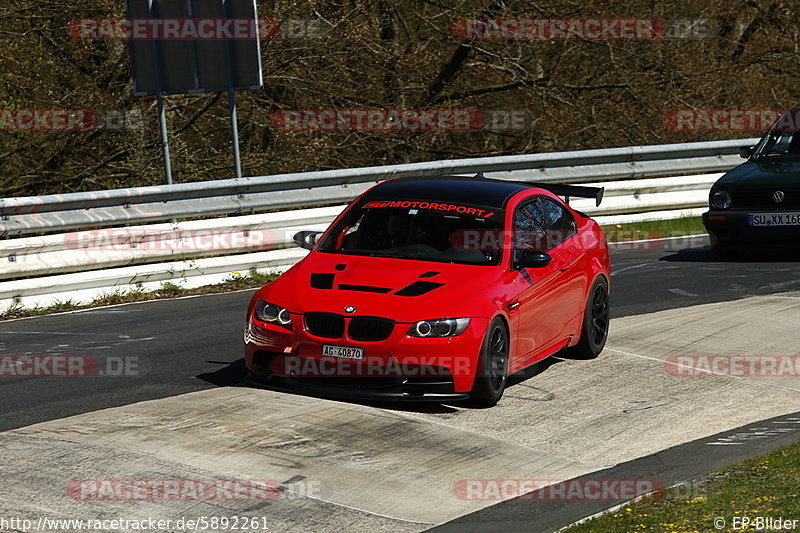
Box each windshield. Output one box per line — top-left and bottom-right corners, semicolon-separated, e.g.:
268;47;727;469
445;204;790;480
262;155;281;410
754;110;800;157
317;199;504;265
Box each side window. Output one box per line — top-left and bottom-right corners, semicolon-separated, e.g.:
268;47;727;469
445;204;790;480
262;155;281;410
763;131;794;154
536;198;576;247
513;198;576;263
513;201;547;264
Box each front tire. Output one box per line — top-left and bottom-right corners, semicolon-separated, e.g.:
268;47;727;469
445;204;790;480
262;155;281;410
564;277;609;359
709;233;742;260
469;318;509;407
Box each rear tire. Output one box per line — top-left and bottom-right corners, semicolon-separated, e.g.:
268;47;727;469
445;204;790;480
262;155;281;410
469;318;509;407
564;277;609;360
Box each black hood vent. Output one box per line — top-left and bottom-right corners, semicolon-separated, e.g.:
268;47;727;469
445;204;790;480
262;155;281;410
339;284;392;294
395;281;445;297
419;271;440;278
310;273;335;289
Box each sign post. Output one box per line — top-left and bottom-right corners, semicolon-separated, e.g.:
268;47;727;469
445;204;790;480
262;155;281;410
221;2;243;180
126;0;263;184
227;88;243;180
146;0;173;185
156;94;173;185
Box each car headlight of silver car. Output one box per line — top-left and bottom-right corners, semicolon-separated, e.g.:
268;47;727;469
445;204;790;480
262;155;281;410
254;300;293;328
408;318;470;338
710;189;732;210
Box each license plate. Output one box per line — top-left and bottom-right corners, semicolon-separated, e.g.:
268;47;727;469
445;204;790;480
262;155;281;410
322;345;364;360
748;213;800;227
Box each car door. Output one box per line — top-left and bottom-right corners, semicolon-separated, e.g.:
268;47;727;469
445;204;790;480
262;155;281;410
536;198;586;323
508;198;579;365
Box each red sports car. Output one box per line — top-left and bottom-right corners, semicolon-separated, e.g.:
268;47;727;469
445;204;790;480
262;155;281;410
244;175;610;406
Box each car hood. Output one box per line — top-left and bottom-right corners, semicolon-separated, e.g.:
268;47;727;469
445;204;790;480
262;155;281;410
262;252;505;322
717;157;800;188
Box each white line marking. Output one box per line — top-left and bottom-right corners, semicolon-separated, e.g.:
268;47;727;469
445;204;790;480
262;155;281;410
554;482;671;532
611;262;652;276
606;348;800;393
760;279;800;290
45;344;72;353
0;331;97;336
668;288;698;297
78;310;134;314
0;287;259;324
612;234;707;245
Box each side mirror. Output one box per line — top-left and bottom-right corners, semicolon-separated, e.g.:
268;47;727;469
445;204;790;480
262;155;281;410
739;146;755;159
516;250;552;269
293;231;323;251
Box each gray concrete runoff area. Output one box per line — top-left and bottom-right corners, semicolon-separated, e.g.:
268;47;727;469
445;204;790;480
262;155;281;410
1;288;799;532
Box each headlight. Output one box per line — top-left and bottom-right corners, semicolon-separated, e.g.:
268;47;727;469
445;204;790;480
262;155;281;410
408;318;470;338
710;190;732;210
254;300;293;328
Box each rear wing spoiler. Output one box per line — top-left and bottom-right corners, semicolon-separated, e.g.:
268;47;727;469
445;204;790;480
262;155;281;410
529;183;604;207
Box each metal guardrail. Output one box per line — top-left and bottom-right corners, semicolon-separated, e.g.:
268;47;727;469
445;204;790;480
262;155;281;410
0;138;757;237
0;173;723;285
1;138;756;309
0;209;339;281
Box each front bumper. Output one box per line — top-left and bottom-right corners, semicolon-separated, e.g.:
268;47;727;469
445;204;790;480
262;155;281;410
244;315;488;401
246;367;469;402
703;210;800;249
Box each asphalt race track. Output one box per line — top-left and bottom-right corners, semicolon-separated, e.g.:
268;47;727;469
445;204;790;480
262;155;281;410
2;236;800;532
